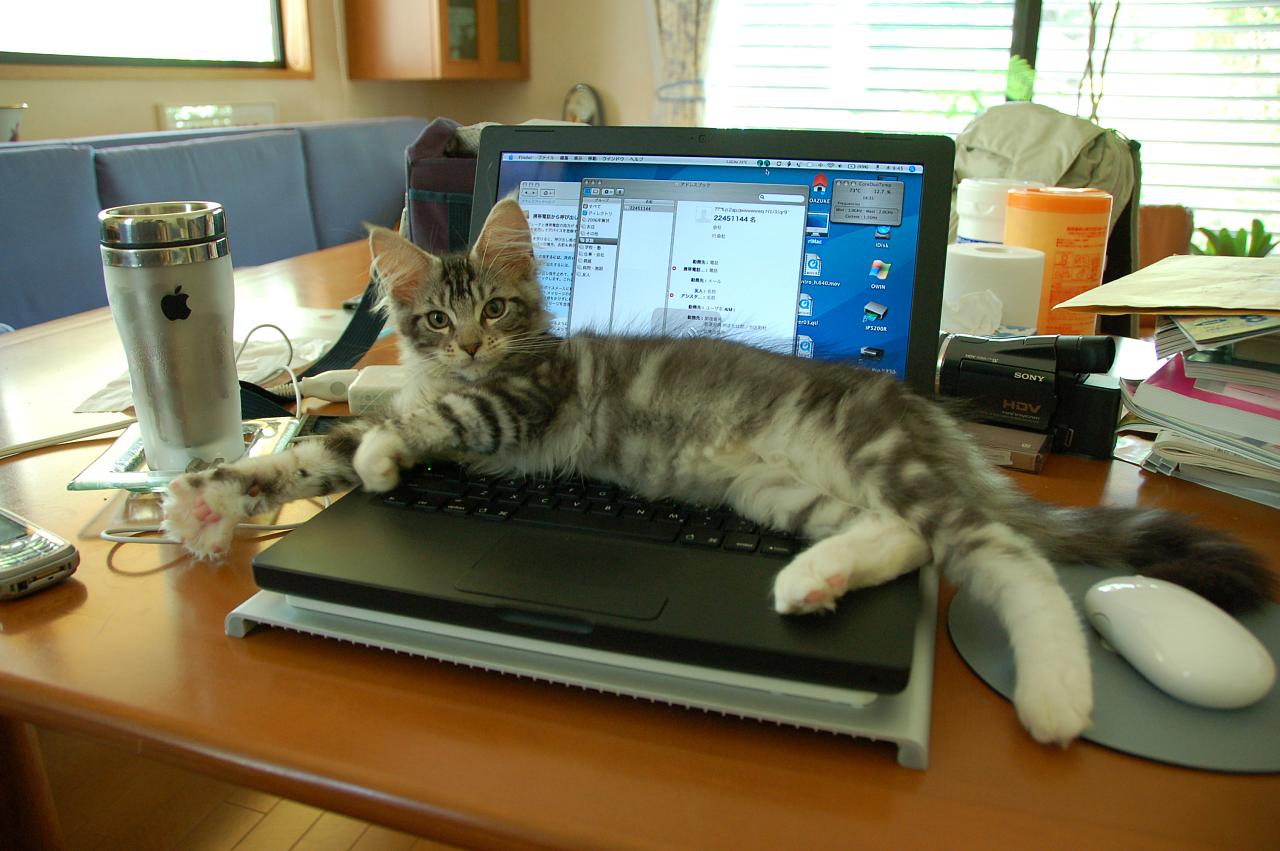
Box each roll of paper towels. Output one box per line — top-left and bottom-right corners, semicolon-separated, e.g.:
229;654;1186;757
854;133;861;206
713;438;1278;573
941;243;1045;335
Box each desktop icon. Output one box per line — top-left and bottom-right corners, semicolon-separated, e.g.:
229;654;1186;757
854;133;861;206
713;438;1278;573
859;346;884;360
796;335;815;358
875;225;892;239
797;292;814;317
812;173;829;195
805;211;830;237
869;259;891;280
803;253;822;277
863;301;888;322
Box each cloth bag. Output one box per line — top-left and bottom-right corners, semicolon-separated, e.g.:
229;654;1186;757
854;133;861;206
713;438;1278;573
405;117;478;254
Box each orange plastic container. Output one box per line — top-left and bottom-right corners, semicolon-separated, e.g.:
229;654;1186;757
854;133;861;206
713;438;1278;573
1003;187;1113;335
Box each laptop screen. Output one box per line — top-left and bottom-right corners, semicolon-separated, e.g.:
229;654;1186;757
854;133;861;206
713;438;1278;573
472;127;953;396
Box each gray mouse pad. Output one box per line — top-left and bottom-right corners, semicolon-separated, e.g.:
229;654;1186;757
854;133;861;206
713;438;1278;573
948;562;1280;773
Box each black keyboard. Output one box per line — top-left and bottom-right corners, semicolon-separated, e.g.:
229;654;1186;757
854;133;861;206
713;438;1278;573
376;460;800;558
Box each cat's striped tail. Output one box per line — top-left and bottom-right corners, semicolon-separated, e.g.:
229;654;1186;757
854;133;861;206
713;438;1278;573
1014;503;1275;613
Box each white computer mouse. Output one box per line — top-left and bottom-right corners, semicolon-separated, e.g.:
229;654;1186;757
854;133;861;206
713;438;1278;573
1084;575;1276;709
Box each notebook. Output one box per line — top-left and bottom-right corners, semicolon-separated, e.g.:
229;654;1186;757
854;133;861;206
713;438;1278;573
247;125;955;699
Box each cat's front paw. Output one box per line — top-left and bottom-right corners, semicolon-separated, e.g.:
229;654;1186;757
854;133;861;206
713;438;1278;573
161;473;249;559
772;546;851;614
353;427;407;492
1012;658;1094;745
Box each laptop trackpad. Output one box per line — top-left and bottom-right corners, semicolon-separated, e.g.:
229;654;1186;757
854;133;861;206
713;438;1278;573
455;535;667;620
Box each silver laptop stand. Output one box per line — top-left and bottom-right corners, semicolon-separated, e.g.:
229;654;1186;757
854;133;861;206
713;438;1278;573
226;563;938;769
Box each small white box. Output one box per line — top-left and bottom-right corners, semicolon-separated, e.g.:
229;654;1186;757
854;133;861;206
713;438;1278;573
348;365;405;415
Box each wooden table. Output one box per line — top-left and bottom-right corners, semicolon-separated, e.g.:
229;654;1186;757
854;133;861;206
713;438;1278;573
2;240;1277;850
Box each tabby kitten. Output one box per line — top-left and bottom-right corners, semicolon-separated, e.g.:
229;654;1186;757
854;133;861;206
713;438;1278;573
163;198;1272;746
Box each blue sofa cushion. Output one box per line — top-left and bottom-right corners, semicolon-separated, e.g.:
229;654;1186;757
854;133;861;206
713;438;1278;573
94;130;318;266
0;144;106;328
298;118;426;248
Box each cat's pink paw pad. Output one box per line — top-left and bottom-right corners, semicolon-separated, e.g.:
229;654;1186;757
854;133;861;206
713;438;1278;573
161;472;248;560
193;500;221;523
772;548;851;614
800;588;837;610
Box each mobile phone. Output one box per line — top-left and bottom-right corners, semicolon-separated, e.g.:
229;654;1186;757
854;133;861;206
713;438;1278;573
0;506;79;599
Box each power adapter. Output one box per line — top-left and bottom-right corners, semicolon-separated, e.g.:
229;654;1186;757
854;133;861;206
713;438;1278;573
346;365;405;414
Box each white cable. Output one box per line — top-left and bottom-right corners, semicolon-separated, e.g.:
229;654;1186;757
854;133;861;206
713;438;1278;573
0;324;298;463
236;322;295;368
237;322;304;413
100;497;332;546
0;418;137;461
100;521;301;545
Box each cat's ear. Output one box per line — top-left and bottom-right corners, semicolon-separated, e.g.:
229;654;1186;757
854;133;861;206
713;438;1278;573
367;225;440;306
471;197;533;279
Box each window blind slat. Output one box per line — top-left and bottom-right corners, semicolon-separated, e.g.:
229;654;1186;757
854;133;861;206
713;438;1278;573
707;0;1279;233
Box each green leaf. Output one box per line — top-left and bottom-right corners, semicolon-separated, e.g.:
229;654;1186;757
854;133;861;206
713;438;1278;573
1248;219;1277;257
1005;55;1036;102
1192;220;1278;256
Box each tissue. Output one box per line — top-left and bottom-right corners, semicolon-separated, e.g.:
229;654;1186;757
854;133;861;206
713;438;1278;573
941;243;1045;335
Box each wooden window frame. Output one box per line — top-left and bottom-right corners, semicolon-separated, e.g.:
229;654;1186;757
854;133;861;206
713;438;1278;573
0;0;312;80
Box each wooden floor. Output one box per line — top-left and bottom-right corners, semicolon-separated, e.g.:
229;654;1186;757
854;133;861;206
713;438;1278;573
36;727;459;851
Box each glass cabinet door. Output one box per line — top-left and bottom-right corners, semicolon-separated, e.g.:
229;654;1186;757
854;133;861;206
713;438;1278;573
495;0;521;64
438;0;527;79
446;0;478;61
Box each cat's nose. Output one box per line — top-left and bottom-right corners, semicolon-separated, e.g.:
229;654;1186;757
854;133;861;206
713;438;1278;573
461;341;481;357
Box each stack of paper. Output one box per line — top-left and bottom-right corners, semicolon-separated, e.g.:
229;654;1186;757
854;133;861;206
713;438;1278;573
1154;314;1280;359
1059;255;1280;506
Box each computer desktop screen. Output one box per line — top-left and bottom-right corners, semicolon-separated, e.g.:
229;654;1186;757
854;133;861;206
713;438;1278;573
493;151;928;381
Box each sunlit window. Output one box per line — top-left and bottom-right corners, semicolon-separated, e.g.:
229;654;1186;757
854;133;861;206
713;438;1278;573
0;0;282;67
706;0;1280;233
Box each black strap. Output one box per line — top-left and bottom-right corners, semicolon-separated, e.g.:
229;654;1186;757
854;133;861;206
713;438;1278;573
238;276;386;419
300;276;386;377
239;379;295;420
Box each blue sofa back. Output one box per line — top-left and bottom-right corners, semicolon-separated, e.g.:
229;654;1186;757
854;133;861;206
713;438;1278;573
95;131;319;266
0;145;106;328
1;116;427;329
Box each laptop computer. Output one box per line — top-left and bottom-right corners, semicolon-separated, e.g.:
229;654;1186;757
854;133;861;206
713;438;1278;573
247;125;954;699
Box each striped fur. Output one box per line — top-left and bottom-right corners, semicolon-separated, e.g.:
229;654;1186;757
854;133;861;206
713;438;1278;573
164;198;1273;746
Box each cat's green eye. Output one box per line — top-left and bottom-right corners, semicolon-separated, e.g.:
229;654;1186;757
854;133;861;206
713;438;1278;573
425;310;450;330
482;298;507;320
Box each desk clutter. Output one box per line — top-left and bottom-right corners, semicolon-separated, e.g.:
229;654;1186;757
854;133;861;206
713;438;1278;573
1130;317;1280;506
1057;255;1280;507
943;179;1116;338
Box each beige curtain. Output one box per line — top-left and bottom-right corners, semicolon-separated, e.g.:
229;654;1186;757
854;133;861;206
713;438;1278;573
650;0;718;126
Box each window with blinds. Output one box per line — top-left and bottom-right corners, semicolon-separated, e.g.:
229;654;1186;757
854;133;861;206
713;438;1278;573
705;0;1279;234
705;0;1017;135
1033;1;1278;234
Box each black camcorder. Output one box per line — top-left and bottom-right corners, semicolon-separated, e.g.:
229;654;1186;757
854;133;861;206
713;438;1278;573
935;334;1121;459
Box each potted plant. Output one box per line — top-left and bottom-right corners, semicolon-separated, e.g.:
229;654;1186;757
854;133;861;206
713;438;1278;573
1190;219;1277;257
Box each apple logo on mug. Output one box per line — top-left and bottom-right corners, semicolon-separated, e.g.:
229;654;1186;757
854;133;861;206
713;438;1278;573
161;285;192;321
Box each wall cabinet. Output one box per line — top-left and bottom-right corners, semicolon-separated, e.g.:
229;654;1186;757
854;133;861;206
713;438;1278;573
345;0;529;81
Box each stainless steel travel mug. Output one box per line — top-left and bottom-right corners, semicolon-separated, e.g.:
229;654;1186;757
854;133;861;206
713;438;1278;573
99;201;244;471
